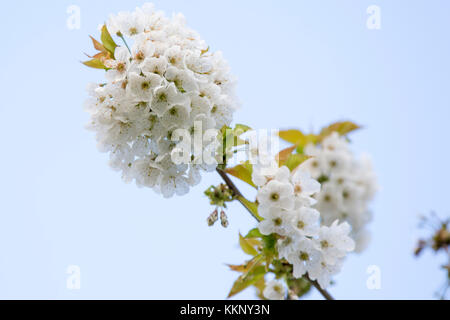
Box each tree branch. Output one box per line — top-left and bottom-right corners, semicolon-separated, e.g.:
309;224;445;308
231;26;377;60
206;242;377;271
216;168;335;301
305;274;334;300
216;168;260;222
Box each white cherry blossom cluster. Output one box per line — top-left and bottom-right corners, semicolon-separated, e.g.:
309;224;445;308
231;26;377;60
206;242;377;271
302;132;378;252
85;3;238;197
253;159;355;291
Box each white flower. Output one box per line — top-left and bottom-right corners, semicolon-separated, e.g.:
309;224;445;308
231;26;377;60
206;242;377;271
127;72;162;101
152;83;187;116
258;207;293;236
251;160;279;187
104;47;132;82
290;207;320;237
316;220;355;265
277;235;298;260
322;132;348;152
287;238;322;278
308;255;343;289
107;10;146;37
257;179;295;211
290;168;321;206
85;3;238;197
263;280;286;300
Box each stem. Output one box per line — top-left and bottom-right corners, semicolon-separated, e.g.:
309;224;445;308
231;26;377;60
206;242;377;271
119;35;132;54
305;274;334;300
216;168;335;301
216;168;260;222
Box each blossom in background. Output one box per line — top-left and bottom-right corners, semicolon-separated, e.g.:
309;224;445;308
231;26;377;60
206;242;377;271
85;3;238;197
253;158;355;289
302;132;377;252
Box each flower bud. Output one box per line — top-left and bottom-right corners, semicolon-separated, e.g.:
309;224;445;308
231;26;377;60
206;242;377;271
220;210;229;228
207;210;218;227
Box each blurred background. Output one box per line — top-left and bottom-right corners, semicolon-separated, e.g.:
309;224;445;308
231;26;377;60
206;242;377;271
0;0;449;299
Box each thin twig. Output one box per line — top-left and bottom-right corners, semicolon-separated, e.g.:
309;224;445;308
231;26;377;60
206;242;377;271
216;168;335;301
216;168;260;222
305;274;334;300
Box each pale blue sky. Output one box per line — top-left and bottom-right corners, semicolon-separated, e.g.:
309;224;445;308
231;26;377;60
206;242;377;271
0;0;449;299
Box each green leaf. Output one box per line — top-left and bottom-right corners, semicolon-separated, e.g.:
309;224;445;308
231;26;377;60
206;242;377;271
278;129;305;144
239;233;259;256
262;234;277;251
284;154;311;172
101;24;117;57
261;234;277;270
227;266;266;298
238;196;262;221
82;58;107;70
278;129;318;148
234;124;252;135
228;255;263;274
245;228;263;239
318;121;361;141
225;161;256;188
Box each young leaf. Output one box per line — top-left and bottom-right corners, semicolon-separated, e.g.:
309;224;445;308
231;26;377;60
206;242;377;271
238;196;262;221
278;129;305;144
318;121;360;141
284;154;311;172
90;36;107;52
82;58;107;70
101;24;117;57
278;130;318;148
245;228;263;239
234;124;252;135
225;161;256;188
239;233;259;256
228;255;263;274
227;266;266;298
276;145;297;167
227;264;247;273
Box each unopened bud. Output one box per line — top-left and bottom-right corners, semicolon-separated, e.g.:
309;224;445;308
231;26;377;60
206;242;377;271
207;210;218;227
220;210;229;228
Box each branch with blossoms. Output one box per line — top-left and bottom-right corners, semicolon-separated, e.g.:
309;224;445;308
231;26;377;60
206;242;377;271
83;3;377;300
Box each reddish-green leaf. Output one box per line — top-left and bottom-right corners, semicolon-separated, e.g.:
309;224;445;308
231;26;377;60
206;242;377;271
276;145;296;167
82;58;107;70
90;36;106;52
